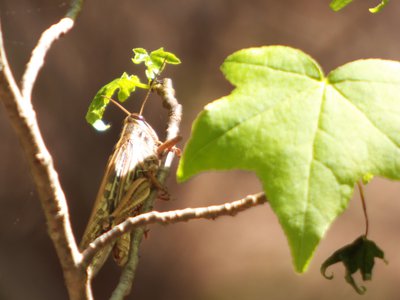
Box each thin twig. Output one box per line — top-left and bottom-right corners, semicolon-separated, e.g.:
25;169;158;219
110;78;182;299
21;0;83;100
357;181;369;237
82;192;268;266
21;18;74;100
0;1;89;299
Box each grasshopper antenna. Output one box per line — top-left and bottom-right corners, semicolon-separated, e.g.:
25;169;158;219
102;96;131;116
139;58;167;116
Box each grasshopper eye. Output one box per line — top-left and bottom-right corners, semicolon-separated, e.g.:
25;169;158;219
137;115;145;121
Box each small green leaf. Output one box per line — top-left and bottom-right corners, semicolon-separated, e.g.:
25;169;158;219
132;48;149;64
116;73;144;102
132;47;181;80
330;0;354;11
369;0;389;13
177;46;400;272
150;47;181;66
321;236;387;294
85;73;146;127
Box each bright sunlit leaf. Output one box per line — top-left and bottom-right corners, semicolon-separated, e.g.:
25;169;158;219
178;46;400;272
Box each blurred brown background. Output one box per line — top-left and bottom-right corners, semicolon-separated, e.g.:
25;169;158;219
1;0;400;299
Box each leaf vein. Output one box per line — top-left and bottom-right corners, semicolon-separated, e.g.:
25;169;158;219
188;86;320;163
313;156;342;185
226;60;321;81
330;78;400;85
332;85;400;149
296;83;326;262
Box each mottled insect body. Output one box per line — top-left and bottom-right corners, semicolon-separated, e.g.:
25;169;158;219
80;113;160;276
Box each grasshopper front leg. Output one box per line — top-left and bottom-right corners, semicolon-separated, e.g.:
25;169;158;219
156;136;182;157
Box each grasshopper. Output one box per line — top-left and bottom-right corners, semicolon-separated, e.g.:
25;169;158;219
80;100;177;277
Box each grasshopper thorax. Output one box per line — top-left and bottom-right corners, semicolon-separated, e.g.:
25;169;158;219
120;113;159;146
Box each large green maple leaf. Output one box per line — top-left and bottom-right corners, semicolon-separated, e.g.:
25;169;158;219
177;46;400;272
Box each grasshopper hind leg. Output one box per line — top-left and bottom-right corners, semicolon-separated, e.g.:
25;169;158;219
113;233;131;266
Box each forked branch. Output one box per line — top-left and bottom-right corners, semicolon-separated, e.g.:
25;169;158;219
0;1;88;300
1;3;270;300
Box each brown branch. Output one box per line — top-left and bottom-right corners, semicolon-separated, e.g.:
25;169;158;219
154;78;183;141
82;192;268;268
0;1;89;300
110;78;182;299
108;225;143;300
21;0;82;99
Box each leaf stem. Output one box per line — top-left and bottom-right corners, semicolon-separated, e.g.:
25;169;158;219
102;96;131;116
138;85;152;116
136;82;150;89
138;59;167;116
357;181;369;237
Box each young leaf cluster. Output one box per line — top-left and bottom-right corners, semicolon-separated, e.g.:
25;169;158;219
132;48;180;80
85;48;180;130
